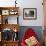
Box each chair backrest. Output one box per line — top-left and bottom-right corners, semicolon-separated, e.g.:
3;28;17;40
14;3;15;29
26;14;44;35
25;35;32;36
21;28;37;46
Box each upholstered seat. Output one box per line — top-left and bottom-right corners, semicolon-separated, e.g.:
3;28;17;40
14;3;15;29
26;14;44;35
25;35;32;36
21;28;41;46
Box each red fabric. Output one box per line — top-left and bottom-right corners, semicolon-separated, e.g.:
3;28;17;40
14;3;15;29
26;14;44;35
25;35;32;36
21;28;41;46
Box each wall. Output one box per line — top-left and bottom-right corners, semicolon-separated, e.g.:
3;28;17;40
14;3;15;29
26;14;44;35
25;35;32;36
0;0;44;26
18;0;44;26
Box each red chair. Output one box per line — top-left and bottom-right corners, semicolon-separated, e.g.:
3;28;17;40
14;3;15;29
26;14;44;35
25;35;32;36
21;28;41;46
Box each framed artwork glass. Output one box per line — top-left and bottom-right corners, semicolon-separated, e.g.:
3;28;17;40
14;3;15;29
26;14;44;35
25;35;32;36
23;8;37;20
2;10;9;15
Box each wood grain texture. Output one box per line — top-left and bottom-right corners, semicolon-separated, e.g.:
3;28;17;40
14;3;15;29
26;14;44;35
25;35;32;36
0;24;20;32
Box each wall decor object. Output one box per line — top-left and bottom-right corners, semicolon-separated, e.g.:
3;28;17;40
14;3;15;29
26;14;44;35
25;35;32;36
23;8;37;20
9;10;18;15
2;10;9;15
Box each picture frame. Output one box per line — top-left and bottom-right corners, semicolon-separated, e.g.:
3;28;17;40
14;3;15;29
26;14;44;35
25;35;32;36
23;8;37;20
2;10;9;15
9;10;18;15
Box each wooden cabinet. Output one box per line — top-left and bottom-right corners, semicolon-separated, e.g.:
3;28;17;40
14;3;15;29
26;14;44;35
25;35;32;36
0;40;19;46
0;7;19;24
2;41;19;46
0;7;19;46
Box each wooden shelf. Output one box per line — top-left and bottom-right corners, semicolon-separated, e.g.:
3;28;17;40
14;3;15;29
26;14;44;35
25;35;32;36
2;40;19;42
0;7;19;24
0;7;19;10
0;7;19;15
1;40;19;46
0;7;19;46
0;24;20;32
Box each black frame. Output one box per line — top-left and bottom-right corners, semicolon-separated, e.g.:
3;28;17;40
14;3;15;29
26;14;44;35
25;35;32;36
23;8;37;20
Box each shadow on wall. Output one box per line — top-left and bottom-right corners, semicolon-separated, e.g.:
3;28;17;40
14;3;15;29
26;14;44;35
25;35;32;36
18;26;44;44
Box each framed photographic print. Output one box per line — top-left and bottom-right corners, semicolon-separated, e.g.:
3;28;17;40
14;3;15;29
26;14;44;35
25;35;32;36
2;10;9;15
9;10;18;15
23;8;37;20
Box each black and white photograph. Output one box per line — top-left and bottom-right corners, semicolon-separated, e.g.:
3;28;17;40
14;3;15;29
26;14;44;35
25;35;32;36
23;8;37;20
